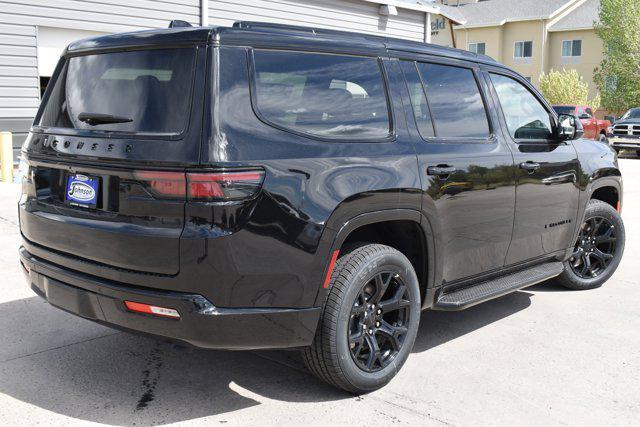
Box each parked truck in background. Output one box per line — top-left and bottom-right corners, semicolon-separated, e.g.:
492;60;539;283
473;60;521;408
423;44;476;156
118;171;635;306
553;105;610;142
607;107;640;156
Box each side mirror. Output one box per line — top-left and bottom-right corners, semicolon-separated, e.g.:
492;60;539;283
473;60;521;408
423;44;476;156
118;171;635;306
557;113;584;141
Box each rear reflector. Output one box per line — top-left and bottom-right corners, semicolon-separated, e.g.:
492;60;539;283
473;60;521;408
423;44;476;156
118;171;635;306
134;169;265;201
124;301;180;319
322;250;340;289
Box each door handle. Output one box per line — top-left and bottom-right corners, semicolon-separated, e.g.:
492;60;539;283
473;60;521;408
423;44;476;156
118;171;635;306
519;161;540;174
427;165;457;177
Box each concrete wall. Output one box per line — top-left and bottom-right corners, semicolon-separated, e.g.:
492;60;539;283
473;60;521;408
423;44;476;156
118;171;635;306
548;28;603;100
454;21;603;104
456;25;503;60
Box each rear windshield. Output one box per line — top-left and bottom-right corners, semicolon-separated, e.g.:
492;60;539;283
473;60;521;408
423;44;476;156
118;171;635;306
38;48;196;134
552;106;575;115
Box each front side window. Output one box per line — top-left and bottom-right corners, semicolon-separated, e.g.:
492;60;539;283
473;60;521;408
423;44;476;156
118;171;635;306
468;42;486;55
490;73;553;141
514;41;533;58
252;50;390;139
39;48;196;134
562;40;582;57
399;60;434;139
417;63;490;138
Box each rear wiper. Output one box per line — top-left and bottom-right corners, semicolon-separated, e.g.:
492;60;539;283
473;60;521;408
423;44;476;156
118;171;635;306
77;112;133;126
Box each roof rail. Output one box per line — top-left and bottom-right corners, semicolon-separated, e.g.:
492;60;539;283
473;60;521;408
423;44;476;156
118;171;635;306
233;21;372;38
169;20;192;28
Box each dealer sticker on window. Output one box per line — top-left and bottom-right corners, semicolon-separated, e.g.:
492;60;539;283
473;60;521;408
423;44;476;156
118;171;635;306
66;174;99;208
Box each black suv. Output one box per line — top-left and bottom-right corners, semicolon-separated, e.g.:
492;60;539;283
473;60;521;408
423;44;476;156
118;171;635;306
19;22;625;394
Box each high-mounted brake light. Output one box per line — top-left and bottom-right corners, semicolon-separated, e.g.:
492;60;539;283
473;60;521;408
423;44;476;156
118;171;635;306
134;169;265;201
124;301;180;319
187;170;265;201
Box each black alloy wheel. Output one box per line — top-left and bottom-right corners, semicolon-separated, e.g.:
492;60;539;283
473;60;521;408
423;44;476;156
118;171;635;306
348;272;410;373
557;199;625;290
303;244;421;394
569;216;617;278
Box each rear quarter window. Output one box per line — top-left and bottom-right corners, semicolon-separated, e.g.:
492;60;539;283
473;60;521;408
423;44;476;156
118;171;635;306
251;50;391;140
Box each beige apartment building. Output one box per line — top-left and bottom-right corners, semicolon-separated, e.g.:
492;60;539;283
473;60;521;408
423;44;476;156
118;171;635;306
429;0;603;109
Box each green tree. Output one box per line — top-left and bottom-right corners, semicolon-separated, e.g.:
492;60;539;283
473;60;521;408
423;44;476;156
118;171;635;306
539;68;600;109
594;0;640;113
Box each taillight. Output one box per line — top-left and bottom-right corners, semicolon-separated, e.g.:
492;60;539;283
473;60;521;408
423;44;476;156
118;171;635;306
187;170;265;201
134;169;264;201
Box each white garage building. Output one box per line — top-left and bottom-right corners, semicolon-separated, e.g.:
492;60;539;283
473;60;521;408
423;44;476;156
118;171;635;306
0;0;464;161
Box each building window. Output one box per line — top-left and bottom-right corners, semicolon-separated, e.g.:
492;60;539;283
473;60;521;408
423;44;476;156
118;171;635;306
514;41;533;58
468;42;486;55
562;40;582;57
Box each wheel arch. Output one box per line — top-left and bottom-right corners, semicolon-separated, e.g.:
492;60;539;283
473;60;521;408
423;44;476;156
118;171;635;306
314;209;438;309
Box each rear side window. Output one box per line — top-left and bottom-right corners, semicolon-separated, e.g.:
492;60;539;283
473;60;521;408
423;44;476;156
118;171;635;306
38;48;196;134
252;50;390;139
399;60;434;138
416;63;490;139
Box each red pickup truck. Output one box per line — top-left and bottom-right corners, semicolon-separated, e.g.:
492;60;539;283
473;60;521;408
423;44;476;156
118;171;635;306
552;105;611;142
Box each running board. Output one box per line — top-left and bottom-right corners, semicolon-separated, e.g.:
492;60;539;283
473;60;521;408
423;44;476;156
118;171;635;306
433;262;564;311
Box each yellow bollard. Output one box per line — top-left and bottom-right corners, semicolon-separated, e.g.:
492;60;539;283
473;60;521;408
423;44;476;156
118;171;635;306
0;132;13;183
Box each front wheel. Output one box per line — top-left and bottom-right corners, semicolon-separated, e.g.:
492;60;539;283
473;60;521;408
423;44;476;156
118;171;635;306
557;200;625;290
303;244;421;394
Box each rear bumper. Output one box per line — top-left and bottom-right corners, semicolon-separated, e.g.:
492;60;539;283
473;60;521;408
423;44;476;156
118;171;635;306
19;246;320;350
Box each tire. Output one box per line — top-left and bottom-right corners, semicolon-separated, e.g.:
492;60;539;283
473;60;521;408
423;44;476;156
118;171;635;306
302;244;421;394
598;133;607;143
557;200;625;290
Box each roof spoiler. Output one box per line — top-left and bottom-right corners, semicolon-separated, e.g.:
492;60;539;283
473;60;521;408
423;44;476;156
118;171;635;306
169;20;192;28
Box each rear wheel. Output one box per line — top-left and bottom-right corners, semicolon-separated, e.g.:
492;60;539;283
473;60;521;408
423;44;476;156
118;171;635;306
303;244;421;394
557;200;625;290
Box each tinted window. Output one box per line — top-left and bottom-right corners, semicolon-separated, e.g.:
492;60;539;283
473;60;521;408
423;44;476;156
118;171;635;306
622;109;640;119
417;63;490;138
399;60;434;138
39;48;195;134
553;106;576;115
252;50;390;139
491;74;553;140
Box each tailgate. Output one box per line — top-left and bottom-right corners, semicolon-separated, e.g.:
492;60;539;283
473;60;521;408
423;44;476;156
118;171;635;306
20;159;184;275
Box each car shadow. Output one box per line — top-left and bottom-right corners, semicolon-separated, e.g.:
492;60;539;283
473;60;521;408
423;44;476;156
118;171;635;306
0;288;536;425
